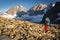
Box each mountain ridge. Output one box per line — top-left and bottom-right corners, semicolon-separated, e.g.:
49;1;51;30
0;2;60;24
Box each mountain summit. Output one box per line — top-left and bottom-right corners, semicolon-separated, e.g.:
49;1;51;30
28;4;47;16
0;2;60;23
29;4;47;11
0;5;27;19
7;5;27;15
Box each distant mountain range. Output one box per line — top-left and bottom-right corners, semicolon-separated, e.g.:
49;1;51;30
0;2;60;24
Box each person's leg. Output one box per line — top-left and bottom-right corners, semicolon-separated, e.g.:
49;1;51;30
44;24;49;32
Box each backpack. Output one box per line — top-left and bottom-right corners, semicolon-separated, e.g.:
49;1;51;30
45;17;50;25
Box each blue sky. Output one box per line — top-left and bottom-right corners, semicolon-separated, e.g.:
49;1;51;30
0;0;60;13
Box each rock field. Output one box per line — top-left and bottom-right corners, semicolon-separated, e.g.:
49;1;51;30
0;17;60;40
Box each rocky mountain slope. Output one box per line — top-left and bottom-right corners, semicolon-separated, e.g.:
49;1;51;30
0;4;46;23
14;4;47;23
29;4;47;11
7;5;27;15
0;2;60;24
0;5;27;19
0;4;52;23
28;4;47;16
0;17;60;40
41;2;60;24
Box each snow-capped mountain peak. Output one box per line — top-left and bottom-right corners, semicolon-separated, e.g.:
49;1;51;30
7;5;27;15
0;2;60;24
16;6;20;9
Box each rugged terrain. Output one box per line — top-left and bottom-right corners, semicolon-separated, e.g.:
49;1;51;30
7;5;27;15
0;2;60;40
0;17;60;40
42;2;60;24
0;2;60;24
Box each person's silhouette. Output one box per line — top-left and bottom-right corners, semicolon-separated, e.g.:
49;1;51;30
44;17;50;32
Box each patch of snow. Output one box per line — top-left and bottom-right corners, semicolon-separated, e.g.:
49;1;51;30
0;14;16;19
20;6;23;8
16;6;19;9
3;13;7;14
13;13;17;17
52;3;55;7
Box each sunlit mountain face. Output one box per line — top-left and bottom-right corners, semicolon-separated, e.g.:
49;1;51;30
0;0;60;13
0;0;60;23
0;0;60;40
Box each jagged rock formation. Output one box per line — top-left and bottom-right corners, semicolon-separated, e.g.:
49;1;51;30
0;5;27;19
11;4;47;23
28;4;47;16
0;2;60;24
0;4;45;23
7;5;27;15
30;4;47;11
41;2;60;24
0;17;60;40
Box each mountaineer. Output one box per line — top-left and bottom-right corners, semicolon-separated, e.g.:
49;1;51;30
44;17;50;32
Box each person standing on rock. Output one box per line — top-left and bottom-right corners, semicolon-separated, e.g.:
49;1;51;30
44;17;50;32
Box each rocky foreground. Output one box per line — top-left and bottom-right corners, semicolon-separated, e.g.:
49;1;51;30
0;17;60;40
